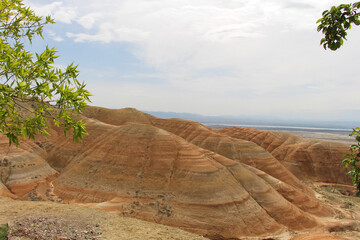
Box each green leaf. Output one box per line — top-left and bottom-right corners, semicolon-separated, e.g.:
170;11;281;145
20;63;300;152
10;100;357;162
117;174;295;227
316;18;323;23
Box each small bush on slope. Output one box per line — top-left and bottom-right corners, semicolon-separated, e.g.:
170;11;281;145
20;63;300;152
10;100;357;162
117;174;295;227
0;224;9;240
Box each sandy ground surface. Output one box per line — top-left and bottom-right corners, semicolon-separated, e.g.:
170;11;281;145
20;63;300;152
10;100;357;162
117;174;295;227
0;197;207;240
308;183;360;240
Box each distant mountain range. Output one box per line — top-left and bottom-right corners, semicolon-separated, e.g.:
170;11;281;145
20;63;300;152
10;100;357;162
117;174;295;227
144;110;360;131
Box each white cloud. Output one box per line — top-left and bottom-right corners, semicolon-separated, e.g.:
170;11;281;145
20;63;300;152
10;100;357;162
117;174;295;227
77;13;102;29
25;1;76;24
27;0;329;70
47;30;64;42
25;1;62;16
67;25;148;43
53;7;76;24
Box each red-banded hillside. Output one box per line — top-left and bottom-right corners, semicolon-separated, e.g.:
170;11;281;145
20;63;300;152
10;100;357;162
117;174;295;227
0;136;58;199
216;127;351;185
82;107;312;195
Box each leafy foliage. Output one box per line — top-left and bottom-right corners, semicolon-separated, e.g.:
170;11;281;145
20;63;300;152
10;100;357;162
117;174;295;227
0;224;9;240
317;2;360;50
0;0;91;146
342;127;360;196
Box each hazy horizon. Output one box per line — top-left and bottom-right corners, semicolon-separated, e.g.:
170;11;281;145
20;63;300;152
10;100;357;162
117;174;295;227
143;109;359;130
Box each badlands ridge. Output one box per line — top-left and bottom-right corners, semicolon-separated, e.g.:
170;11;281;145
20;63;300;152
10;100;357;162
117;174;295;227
0;106;358;239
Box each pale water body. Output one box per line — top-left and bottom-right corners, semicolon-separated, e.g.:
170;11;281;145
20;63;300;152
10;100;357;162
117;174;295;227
205;123;352;133
205;123;355;145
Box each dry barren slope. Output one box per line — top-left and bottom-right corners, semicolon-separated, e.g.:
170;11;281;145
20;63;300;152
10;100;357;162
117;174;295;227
0;135;58;199
83;107;312;195
216;127;351;185
0;196;207;240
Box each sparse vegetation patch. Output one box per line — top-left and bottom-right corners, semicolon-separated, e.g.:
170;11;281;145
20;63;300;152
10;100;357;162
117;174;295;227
0;224;9;240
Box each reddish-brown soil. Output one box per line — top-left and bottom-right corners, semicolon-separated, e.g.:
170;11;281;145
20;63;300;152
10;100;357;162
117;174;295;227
216;127;351;185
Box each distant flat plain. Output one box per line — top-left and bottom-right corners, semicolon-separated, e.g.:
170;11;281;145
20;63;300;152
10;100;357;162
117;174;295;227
279;130;355;145
208;124;355;145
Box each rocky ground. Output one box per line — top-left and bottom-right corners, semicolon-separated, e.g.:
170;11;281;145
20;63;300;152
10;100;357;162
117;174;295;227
0;197;207;240
8;214;102;240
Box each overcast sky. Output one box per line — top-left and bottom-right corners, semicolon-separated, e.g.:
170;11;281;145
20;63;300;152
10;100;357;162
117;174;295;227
25;0;360;121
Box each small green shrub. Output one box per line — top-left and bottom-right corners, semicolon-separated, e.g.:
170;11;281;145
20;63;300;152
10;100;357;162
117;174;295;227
343;127;360;196
0;224;9;240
